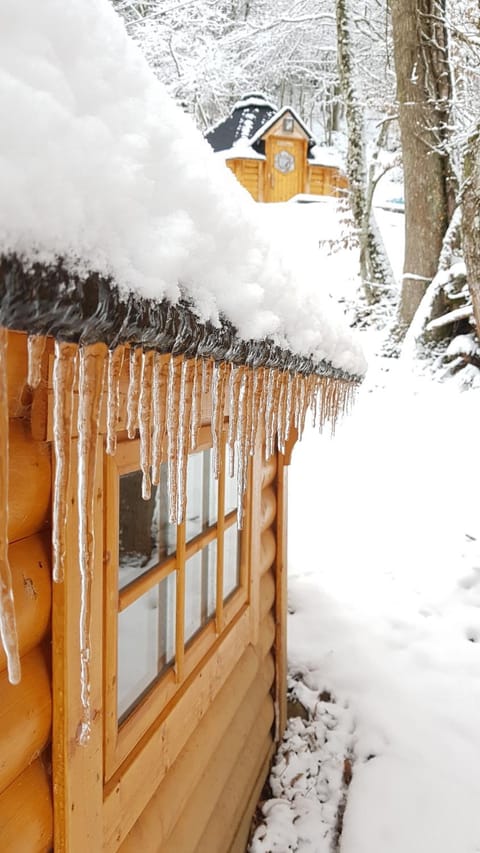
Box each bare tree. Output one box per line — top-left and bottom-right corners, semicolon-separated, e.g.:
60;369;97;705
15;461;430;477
336;0;394;303
390;0;455;329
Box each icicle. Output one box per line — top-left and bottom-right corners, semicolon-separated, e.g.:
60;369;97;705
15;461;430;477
202;359;213;395
266;370;281;460
139;350;154;501
176;360;194;523
284;371;295;447
276;372;287;454
52;341;77;584
0;328;20;685
249;367;265;457
212;362;229;479
227;366;243;478
297;376;311;442
166;356;183;524
264;369;275;460
126;347;142;439
106;346;125;456
243;369;253;464
190;358;203;451
236;368;249;528
311;377;319;429
27;334;46;389
77;343;106;745
152;355;169;486
293;372;302;430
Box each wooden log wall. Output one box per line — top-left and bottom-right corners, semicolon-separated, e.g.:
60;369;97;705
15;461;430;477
226;159;263;202
118;449;281;853
0;331;53;851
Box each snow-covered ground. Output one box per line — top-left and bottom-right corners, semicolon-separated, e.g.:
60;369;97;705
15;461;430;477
250;200;480;852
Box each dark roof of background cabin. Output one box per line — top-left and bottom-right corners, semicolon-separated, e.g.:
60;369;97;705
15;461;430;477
205;94;277;152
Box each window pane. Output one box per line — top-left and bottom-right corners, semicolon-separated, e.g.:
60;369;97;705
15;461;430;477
225;465;239;514
185;543;216;643
117;572;176;721
224;525;240;599
119;465;175;589
186;449;218;541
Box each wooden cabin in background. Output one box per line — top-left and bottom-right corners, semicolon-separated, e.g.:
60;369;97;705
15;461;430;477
205;94;348;203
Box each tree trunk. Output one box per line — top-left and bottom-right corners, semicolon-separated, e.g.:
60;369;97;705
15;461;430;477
336;0;393;303
390;0;454;328
463;128;480;336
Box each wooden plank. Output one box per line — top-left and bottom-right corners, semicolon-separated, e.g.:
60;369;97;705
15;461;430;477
260;485;277;533
248;439;264;648
162;696;274;853
259;570;275;620
103;608;251;850
0;646;52;795
258;612;276;662
260;527;276;576
0;757;53;852
227;744;275;853
8;420;51;543
52;436;103;852
118;646;264;853
261;453;277;488
6;330;29;419
275;452;289;739
196;733;274;853
0;534;51;674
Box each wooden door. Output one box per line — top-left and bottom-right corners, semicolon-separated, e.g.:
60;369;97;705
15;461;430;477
265;137;305;202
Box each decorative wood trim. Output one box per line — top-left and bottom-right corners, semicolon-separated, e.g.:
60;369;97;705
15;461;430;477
52;436;104;852
103;608;251;850
274;451;289;740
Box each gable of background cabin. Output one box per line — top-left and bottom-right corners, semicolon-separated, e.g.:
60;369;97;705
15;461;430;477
0;329;289;853
261;113;310;203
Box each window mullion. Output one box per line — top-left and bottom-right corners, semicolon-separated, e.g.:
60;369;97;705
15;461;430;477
216;437;226;634
175;520;186;682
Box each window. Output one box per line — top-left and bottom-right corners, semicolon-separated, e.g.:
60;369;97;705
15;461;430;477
104;425;249;776
282;116;294;133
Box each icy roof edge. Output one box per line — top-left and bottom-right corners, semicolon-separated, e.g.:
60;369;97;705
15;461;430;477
0;255;363;383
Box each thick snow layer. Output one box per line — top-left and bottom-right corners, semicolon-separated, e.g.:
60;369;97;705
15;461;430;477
284;362;480;853
250;199;480;852
0;0;365;377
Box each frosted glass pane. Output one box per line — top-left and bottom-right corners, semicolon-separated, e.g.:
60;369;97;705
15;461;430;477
186;449;218;541
119;464;175;589
224;525;240;599
117;572;176;720
184;543;216;643
225;466;238;514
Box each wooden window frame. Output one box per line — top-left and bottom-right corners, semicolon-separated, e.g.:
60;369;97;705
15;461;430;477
104;423;251;779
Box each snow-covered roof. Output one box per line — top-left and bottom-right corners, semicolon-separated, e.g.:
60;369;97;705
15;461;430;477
205;94;277;155
309;145;344;169
0;0;366;379
248;105;316;147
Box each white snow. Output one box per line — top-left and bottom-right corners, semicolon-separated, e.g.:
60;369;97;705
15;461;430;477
0;0;365;377
250;198;480;853
309;145;343;168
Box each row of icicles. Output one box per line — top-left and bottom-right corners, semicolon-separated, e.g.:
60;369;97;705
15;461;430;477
0;330;357;744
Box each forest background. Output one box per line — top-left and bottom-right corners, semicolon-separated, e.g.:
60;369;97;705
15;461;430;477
113;0;480;375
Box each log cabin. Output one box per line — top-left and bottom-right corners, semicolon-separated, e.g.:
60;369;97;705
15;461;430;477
205;94;349;203
0;4;365;852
